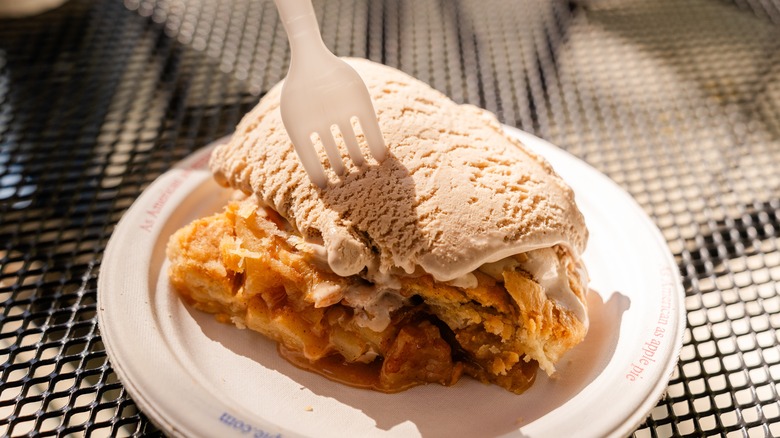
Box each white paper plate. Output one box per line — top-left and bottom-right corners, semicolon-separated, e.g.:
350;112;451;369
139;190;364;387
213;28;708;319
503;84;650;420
98;128;685;438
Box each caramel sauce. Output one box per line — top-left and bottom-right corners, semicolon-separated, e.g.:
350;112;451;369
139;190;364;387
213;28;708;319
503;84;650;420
278;343;537;394
470;360;537;395
278;345;429;393
516;363;536;393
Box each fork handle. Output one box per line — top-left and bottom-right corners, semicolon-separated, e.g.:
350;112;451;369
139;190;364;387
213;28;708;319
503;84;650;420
273;0;326;59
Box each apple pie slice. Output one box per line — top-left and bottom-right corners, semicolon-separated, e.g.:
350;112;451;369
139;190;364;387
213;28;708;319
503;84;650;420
166;59;589;393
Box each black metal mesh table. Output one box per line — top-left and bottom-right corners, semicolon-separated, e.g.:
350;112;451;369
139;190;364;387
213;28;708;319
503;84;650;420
2;0;780;436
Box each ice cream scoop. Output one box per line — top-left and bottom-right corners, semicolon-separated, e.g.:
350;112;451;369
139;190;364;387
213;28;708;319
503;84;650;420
211;58;587;287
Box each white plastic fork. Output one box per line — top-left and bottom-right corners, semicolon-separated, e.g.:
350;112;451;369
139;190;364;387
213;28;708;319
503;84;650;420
272;0;387;188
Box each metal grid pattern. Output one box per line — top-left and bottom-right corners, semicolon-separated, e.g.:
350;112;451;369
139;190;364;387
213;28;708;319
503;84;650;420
1;0;780;436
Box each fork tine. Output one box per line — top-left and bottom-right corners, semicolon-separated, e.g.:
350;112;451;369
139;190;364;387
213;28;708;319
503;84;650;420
318;129;346;176
338;120;365;167
358;115;387;162
288;130;328;188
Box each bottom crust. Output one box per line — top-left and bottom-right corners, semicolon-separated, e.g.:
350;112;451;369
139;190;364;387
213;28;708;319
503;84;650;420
166;197;587;393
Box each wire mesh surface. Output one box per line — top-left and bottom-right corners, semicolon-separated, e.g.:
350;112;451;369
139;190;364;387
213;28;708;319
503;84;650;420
2;0;780;436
